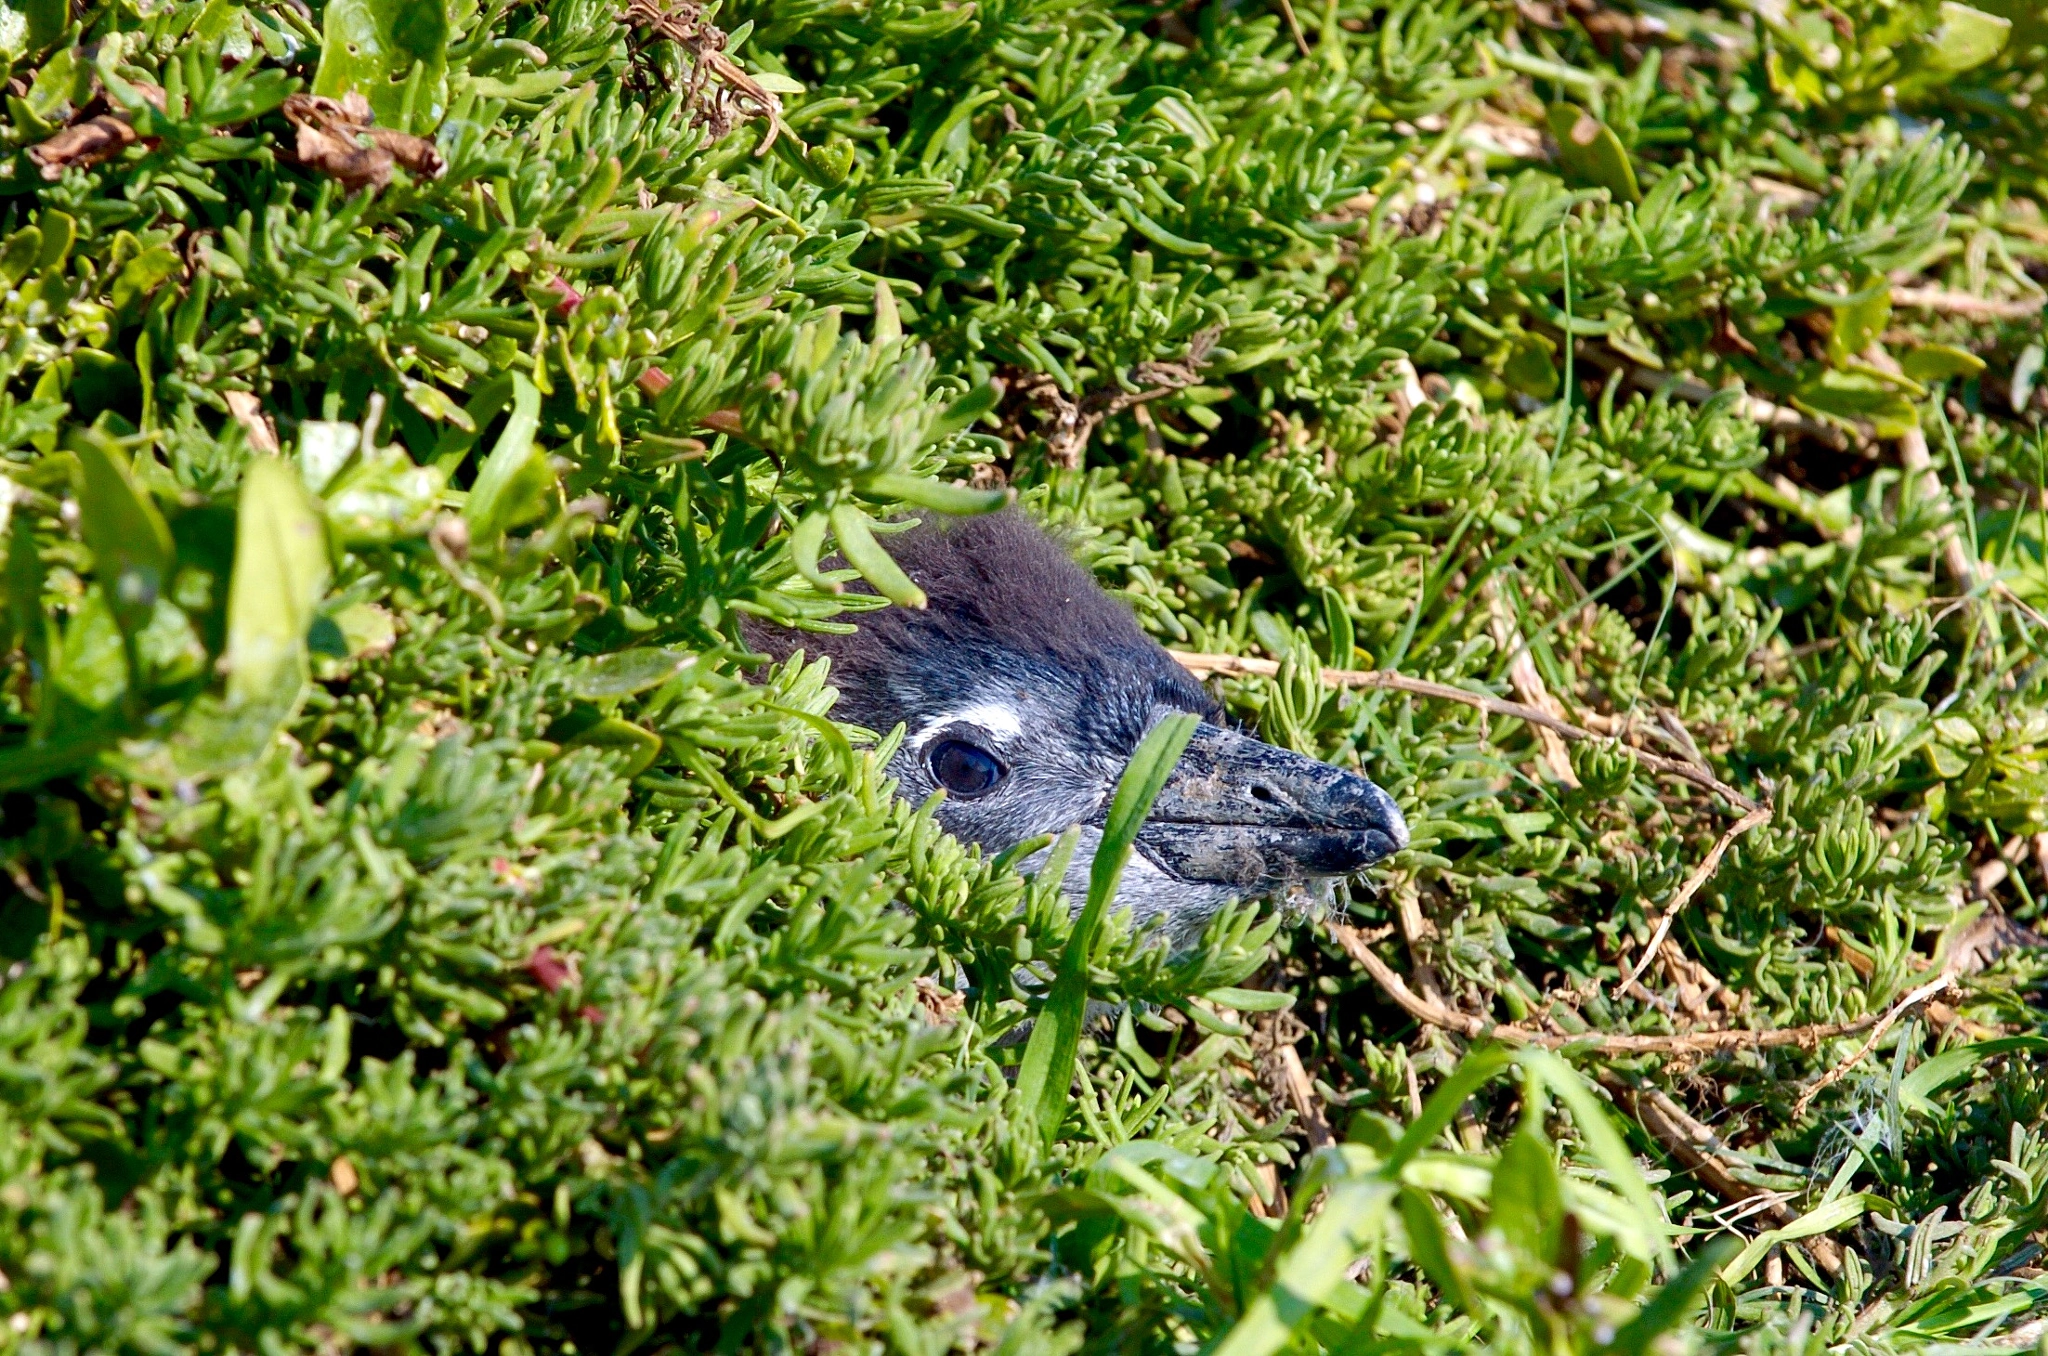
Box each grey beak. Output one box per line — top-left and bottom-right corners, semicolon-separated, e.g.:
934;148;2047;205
1132;722;1408;893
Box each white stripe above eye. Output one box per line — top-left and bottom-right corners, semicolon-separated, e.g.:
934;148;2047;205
909;702;1025;750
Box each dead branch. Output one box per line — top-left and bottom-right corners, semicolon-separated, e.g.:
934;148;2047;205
1482;575;1579;785
1263;1043;1335;1150
1790;972;1958;1118
1869;348;1988;597
1614;804;1774;996
1890;286;2045;320
1327;920;1894;1056
1169;649;1761;814
623;0;790;154
1603;1078;1843;1275
1020;328;1220;469
222;391;280;455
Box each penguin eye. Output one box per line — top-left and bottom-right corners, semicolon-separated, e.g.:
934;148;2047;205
929;739;1006;799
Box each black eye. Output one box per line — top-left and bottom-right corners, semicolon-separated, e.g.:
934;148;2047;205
929;739;1006;799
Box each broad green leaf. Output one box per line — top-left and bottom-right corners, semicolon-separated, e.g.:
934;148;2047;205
464;374;554;544
1490;1122;1565;1260
1828;285;1892;367
1502;331;1559;399
25;43;85;120
0;227;39;286
13;0;66;56
1399;1190;1478;1317
1212;1176;1398;1356
1547;103;1640;203
1386;1046;1516;1171
36;209;72;272
0;725;120;792
803;138;854;186
1015;712;1199;1146
54;587;128;712
324;449;445;544
1914;1;2011;76
1900;343;1987;383
225;457;329;709
1523;1050;1672;1266
1899;1036;2048;1115
298;420;361;492
571;649;694;700
70;430;172;636
110;246;182;313
312;0;450;133
1793;370;1921;438
328;602;396;660
69;351;141;421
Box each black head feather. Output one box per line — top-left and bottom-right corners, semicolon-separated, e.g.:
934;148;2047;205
745;508;1219;750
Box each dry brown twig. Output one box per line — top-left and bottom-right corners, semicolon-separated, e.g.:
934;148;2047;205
1168;649;1762;814
622;0;790;153
222;391;281;455
1890;285;2045;320
1790;972;1960;1119
1263;1043;1335;1151
1605;1079;1844;1276
1481;575;1579;785
1327;920;1903;1056
1859;349;2048;632
1021;328;1221;469
1614;803;1774;996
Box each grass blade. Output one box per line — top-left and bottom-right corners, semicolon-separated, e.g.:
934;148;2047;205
1014;711;1199;1147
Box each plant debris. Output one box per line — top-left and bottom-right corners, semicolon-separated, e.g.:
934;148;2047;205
280;91;444;192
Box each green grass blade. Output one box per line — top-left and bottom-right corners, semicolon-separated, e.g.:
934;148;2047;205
1211;1178;1398;1356
1522;1049;1675;1269
1385;1046;1516;1170
1014;711;1198;1147
1606;1238;1736;1356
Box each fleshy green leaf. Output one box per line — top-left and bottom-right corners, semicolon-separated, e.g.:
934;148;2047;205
465;374;555;544
225;457;329;708
69;430;172;636
1901;343;1987;382
1547;103;1640;203
312;0;450;132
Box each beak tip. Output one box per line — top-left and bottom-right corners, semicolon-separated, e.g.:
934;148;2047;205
1374;789;1410;856
1328;773;1408;860
1141;724;1408;889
